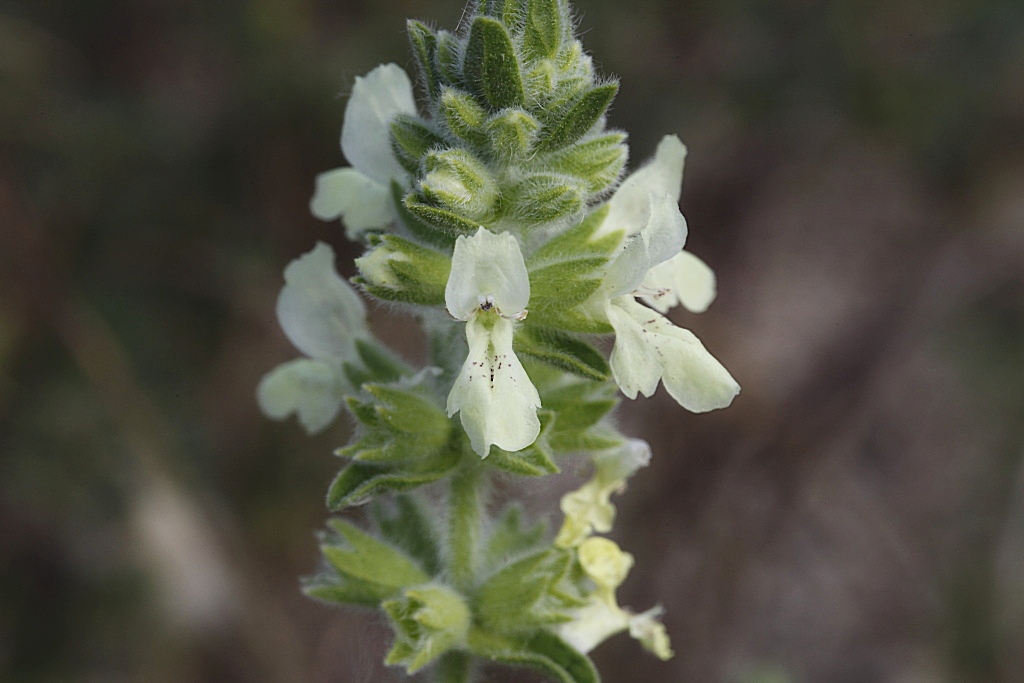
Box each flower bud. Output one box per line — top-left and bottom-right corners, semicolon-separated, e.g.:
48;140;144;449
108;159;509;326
420;149;499;221
383;584;471;674
487;108;541;160
354;234;451;305
439;88;489;146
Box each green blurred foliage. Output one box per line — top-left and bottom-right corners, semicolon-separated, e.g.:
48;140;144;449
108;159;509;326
1;0;1022;681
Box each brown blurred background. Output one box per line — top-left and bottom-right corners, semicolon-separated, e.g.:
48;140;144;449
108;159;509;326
2;0;1023;681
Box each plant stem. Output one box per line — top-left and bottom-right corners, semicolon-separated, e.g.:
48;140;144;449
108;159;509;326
434;651;475;683
448;460;482;589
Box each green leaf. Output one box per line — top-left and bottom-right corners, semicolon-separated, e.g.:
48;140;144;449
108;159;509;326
501;0;527;27
527;205;621;267
464;17;525;110
485;410;559;476
420;148;498;219
524;631;601;683
390;114;445;175
510;174;586;226
407;20;441;100
482;0;525;25
515;326;610;380
404;195;484;237
477;549;580;633
326;458;457;509
528;258;605;308
537;82;619;151
523;0;565;61
440;88;490;146
544;132;628;194
354;337;408;383
434;30;463;86
392;182;457;250
468;629;599;683
302;575;395;607
321;518;430;588
486;108;541;160
489;438;560;476
373;496;443;576
383;584;471;674
483;504;547;570
364;383;450;439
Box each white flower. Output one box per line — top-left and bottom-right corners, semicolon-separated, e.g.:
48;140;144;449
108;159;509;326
593;135;739;411
638;249;717;314
555;439;651;548
606;296;738;411
310;64;417;239
556;537;673;661
257;242;368;433
444;227;541;457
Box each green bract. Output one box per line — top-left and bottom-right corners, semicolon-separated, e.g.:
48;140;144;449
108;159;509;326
260;0;740;680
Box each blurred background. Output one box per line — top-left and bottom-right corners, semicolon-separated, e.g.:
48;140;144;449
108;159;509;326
2;0;1023;681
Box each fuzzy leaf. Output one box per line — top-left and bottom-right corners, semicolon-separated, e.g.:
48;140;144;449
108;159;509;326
537;82;618;151
365;384;450;438
469;630;599;683
434;31;464;86
487;108;541;160
527;205;621;267
355;337;408;383
392;182;457;249
464;17;525;110
440;88;490;146
545;133;628;195
321;518;430;588
390;115;444;175
477;549;580;633
515;326;610;381
326;458;457;510
404;195;485;237
483;505;547;571
528;258;606;309
486;412;559;476
524;0;565;60
510;174;586;226
373;496;443;576
407;20;441;100
302;575;397;607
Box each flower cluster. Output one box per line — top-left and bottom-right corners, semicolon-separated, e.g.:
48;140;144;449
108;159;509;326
259;1;739;680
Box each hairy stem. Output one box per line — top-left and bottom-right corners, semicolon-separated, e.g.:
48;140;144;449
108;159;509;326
434;651;475;683
448;460;483;589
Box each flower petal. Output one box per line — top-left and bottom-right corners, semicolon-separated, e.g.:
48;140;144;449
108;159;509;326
639;249;717;314
277;242;367;361
310;167;393;238
596;135;687;240
605;297;662;399
341;63;417;186
446;315;541;457
628;608;674;661
256;358;346;433
608;297;739;411
445;227;530;321
555;439;651;548
602;192;687;297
